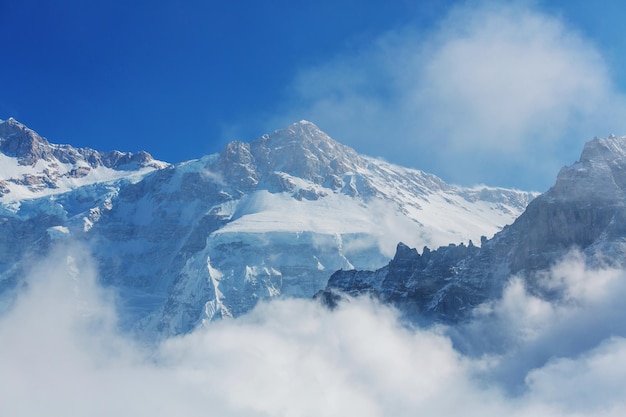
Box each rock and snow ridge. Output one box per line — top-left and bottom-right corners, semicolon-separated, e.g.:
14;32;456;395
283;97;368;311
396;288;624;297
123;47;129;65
0;117;167;203
0;118;536;337
322;134;626;324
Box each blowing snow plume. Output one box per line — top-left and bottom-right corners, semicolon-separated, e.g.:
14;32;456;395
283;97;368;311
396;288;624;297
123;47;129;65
1;243;626;416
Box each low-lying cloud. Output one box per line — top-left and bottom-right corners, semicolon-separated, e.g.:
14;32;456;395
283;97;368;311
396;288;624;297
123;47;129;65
2;244;626;416
266;1;626;190
452;250;626;398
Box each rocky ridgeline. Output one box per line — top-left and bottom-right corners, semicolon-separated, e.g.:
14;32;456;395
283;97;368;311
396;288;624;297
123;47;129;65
0;117;158;168
0;118;164;197
321;134;626;323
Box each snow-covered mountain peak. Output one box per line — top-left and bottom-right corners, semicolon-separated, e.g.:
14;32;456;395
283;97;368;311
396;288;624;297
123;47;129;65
0;118;168;202
0;117;166;169
212;121;369;194
0;117;48;165
198;122;537;252
257;121;365;174
580;134;626;164
550;134;626;203
264;120;356;157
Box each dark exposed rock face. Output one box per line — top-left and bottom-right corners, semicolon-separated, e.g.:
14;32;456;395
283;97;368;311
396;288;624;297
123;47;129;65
322;135;626;323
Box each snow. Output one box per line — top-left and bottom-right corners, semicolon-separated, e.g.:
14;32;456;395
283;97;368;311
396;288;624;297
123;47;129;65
213;186;518;258
219;190;375;235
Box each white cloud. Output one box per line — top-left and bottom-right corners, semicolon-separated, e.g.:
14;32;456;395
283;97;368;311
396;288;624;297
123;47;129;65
415;3;610;151
453;249;626;396
3;244;626;416
526;337;626;414
269;1;626;190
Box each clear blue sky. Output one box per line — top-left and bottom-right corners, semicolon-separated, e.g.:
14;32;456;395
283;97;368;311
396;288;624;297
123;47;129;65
2;0;626;191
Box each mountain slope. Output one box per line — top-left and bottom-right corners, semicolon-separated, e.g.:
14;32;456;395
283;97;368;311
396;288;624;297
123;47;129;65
0;119;536;336
0;118;167;310
322;134;626;323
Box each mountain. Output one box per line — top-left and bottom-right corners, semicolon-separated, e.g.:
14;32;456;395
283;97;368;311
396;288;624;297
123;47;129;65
321;134;626;323
0;117;167;203
0;117;167;305
0;118;536;337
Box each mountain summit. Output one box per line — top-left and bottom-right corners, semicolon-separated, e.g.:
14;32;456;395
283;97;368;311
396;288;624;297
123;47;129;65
548;134;626;203
216;121;369;195
251;120;366;182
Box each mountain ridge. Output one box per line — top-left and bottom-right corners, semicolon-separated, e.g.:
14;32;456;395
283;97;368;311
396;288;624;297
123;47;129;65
0;117;167;202
321;133;626;323
0;118;536;337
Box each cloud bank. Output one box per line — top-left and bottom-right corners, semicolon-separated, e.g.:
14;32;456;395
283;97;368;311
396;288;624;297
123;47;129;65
268;1;626;190
2;243;626;416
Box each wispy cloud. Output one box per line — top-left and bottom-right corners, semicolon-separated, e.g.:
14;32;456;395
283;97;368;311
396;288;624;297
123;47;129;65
268;1;626;190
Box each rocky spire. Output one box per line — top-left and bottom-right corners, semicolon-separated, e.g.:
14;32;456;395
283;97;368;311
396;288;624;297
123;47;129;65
0;117;51;165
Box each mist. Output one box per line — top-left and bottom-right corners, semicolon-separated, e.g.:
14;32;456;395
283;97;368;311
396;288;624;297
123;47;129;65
2;243;626;416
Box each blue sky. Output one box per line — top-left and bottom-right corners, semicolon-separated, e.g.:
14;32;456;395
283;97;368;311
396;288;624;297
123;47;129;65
2;0;626;191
